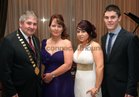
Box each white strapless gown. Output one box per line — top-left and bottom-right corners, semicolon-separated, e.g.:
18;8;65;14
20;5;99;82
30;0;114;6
73;44;102;97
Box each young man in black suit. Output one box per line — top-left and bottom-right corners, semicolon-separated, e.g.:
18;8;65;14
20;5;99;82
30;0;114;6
0;11;42;97
101;4;137;97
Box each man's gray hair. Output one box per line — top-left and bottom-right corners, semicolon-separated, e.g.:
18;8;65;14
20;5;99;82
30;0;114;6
19;10;38;22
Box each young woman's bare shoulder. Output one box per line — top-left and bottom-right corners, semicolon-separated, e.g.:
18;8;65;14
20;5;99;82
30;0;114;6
63;39;72;45
91;41;101;48
90;41;102;51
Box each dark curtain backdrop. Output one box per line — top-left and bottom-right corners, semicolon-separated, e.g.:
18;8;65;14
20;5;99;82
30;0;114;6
0;0;8;41
0;1;8;96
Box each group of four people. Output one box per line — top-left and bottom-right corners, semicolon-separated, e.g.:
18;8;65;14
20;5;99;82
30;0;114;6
0;4;138;97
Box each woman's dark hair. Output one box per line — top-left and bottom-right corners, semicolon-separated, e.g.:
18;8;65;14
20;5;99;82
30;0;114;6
77;20;97;40
49;14;69;39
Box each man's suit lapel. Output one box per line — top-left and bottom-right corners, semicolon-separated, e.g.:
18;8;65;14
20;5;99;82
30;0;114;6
109;29;124;59
18;30;37;55
17;30;40;75
32;36;41;67
17;30;36;60
17;30;30;54
102;34;107;56
32;36;39;54
18;30;32;51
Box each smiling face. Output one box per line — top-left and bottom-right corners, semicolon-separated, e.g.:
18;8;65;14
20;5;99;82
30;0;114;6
19;16;38;36
76;27;89;44
49;18;63;38
104;11;121;32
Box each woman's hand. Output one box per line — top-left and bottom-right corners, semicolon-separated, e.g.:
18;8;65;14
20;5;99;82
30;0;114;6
124;94;134;97
12;93;19;97
86;88;98;97
42;73;53;83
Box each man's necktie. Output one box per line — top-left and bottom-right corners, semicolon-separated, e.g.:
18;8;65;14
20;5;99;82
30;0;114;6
28;37;35;53
107;33;114;56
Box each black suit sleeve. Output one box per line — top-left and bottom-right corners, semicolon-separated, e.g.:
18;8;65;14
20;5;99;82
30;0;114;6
0;38;17;96
134;35;139;81
126;35;137;96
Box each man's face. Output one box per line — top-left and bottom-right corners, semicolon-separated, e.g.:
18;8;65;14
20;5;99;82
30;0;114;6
104;11;121;32
19;17;37;36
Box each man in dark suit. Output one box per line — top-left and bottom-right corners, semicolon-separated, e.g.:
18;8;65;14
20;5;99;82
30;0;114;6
0;11;42;97
101;4;137;97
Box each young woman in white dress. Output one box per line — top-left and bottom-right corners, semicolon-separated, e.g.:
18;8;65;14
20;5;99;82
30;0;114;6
73;20;104;97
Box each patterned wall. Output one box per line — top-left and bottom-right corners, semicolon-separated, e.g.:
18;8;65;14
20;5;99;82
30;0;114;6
5;0;139;49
